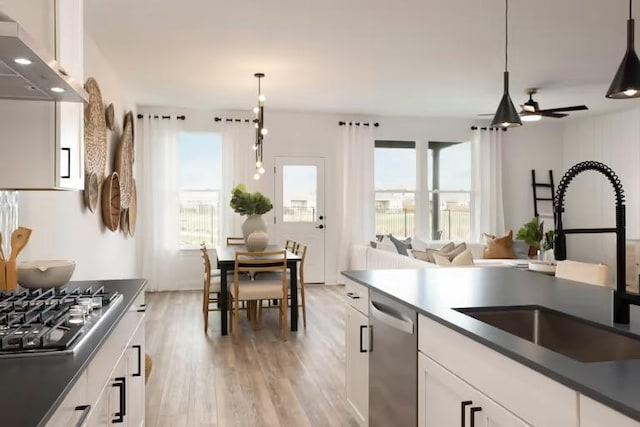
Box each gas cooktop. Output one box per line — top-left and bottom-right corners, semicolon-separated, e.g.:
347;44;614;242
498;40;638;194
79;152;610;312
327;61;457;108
0;286;122;358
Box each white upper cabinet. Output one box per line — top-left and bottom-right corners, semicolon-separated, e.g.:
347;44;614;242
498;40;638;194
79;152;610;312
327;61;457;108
0;0;84;190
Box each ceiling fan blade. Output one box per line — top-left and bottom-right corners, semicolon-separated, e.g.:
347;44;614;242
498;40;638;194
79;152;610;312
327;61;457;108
522;104;536;112
538;105;588;113
540;112;568;118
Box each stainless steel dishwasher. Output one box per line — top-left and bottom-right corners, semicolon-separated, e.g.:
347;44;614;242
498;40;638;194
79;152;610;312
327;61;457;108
369;290;417;427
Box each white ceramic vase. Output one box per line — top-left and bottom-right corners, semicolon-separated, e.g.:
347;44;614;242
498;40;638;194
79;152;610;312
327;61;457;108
241;214;268;241
246;230;269;252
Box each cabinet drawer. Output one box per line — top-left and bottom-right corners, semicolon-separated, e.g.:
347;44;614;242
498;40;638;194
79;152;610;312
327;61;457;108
45;371;89;427
344;278;369;315
86;291;146;404
419;314;579;427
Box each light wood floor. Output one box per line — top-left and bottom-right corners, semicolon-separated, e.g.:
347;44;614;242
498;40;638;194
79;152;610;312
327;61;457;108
145;285;359;427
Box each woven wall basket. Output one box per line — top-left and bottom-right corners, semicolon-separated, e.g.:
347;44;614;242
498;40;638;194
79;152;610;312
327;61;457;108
84;78;108;185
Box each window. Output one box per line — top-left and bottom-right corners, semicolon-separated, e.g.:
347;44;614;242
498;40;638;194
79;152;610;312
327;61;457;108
282;165;318;222
374;140;472;241
374;141;416;237
178;132;222;249
427;142;471;241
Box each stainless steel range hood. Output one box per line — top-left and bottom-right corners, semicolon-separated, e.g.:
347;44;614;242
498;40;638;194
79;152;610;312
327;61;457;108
0;13;87;103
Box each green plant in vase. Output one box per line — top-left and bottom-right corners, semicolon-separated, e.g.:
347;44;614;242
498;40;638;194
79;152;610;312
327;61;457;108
516;216;544;258
229;184;273;251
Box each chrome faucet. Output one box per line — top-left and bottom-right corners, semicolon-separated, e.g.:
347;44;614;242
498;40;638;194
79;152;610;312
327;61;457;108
554;161;639;324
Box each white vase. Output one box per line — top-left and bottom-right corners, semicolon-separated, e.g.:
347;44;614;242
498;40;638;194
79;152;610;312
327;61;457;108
246;230;269;252
241;214;268;241
543;249;555;261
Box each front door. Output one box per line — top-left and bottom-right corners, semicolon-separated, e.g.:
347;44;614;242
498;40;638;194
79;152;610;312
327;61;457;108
274;157;325;283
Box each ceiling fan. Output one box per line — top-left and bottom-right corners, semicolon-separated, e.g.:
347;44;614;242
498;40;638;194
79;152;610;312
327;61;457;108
518;88;588;121
479;89;588;121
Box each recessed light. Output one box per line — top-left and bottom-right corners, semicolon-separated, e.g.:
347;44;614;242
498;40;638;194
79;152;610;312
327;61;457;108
50;87;65;93
13;58;32;65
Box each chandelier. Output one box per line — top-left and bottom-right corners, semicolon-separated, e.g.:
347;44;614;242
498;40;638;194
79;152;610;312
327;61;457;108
253;73;268;180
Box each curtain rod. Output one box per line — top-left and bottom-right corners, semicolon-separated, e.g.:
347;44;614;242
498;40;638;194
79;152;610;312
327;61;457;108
137;114;186;120
338;121;379;127
214;117;252;123
470;126;507;132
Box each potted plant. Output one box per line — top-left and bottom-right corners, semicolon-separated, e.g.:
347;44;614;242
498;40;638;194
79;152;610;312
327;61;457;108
229;184;273;250
542;230;555;261
516;216;544;258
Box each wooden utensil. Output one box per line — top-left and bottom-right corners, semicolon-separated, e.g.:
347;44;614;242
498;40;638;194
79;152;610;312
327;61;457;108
6;227;32;291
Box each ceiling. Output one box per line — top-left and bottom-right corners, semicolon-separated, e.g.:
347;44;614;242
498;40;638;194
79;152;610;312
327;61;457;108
85;0;640;118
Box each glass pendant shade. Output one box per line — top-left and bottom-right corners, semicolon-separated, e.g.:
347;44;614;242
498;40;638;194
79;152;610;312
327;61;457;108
606;19;640;98
491;72;522;128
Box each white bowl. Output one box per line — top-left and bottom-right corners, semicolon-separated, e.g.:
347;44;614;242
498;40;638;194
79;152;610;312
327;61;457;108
17;260;76;289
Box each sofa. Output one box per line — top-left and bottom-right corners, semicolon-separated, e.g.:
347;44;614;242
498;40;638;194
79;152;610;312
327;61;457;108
350;241;522;271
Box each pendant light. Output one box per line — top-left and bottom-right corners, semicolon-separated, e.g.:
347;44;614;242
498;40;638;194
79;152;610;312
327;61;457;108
252;73;267;180
491;0;522;128
606;0;640;98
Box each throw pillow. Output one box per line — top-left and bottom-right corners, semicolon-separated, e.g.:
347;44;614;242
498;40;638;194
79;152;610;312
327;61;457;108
433;249;474;266
444;242;467;259
439;242;456;253
369;241;378;249
389;235;412;256
483;230;516;259
411;242;467;263
412;249;437;263
512;239;530;259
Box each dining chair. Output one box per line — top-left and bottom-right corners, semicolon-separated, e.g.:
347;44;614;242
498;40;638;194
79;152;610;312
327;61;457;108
200;243;222;333
292;243;308;328
555;260;608;287
227;236;245;246
230;250;289;343
285;239;297;253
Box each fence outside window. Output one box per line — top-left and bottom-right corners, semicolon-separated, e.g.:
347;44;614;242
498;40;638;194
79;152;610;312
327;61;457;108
179;190;220;249
375;208;470;240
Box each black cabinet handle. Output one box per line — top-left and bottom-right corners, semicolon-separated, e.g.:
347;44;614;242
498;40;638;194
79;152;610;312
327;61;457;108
61;147;71;179
132;345;142;377
461;401;472;426
136;304;147;312
73;405;91;427
112;376;127;423
346;292;360;300
470;406;482;427
359;325;368;353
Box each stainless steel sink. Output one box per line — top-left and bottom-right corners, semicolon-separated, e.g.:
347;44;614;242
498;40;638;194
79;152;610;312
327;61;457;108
457;306;640;363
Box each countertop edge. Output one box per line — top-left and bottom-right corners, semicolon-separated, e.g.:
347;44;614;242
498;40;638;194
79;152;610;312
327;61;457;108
342;270;640;423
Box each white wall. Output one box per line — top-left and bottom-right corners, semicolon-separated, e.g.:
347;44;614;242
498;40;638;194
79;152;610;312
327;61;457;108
502;122;564;235
560;108;640;284
19;35;138;280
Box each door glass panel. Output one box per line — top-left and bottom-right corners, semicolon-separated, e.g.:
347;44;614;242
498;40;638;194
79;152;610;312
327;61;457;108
282;165;317;222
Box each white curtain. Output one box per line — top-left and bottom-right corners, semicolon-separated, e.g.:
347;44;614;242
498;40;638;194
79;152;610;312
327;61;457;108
138;117;181;292
472;128;505;239
337;125;375;280
218;122;255;238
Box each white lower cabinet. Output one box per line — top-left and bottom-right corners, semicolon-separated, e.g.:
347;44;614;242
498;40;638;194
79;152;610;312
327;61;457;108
418;352;529;427
580;394;640;427
46;291;146;426
418;314;579;426
344;278;369;426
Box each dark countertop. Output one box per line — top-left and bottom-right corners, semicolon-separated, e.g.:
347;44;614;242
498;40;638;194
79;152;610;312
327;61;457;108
0;279;147;427
343;267;640;422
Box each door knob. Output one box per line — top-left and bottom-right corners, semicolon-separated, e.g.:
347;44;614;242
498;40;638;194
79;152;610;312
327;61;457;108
316;224;325;229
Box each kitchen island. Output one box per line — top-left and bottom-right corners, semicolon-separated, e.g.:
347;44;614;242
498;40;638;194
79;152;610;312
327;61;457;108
343;267;640;426
0;279;146;427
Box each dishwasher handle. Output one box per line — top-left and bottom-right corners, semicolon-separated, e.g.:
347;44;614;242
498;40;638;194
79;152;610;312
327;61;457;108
370;300;414;334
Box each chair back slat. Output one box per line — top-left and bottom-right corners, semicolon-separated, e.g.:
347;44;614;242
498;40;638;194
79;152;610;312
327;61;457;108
227;237;245;246
285;240;297;253
295;243;307;283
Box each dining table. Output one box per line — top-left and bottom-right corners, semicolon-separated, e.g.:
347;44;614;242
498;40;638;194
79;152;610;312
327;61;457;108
215;244;302;336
